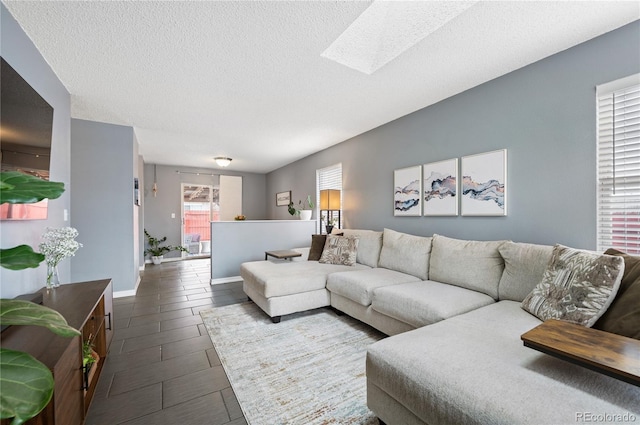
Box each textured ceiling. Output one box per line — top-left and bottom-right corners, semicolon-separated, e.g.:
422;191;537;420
3;1;639;173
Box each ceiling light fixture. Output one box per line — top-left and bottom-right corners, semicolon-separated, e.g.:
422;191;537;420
214;157;232;167
321;1;477;75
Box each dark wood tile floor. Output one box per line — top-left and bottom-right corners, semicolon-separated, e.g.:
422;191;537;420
85;258;247;425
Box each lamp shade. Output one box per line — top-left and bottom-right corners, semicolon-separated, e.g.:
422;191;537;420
320;189;341;210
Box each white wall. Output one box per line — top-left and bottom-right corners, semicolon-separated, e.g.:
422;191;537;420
266;21;640;250
142;163;267;260
210;220;316;280
0;4;71;298
70;119;139;295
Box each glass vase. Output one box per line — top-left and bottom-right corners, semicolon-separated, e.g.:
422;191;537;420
46;264;60;289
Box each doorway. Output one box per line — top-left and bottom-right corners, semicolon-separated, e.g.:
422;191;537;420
181;183;218;258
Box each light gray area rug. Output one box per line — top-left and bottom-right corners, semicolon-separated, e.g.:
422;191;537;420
200;302;385;425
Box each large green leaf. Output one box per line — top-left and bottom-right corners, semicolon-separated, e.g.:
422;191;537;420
0;300;80;338
0;246;45;271
0;348;54;425
0;172;64;205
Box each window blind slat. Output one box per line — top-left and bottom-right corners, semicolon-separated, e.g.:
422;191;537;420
316;163;342;234
597;74;640;254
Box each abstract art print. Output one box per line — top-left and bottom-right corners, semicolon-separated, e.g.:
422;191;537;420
461;149;507;216
423;158;458;216
394;165;422;216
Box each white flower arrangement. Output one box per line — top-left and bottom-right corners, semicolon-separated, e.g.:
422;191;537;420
321;214;338;226
39;227;83;267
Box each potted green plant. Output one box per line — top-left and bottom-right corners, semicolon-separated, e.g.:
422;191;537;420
144;229;188;264
288;195;314;220
0;171;80;425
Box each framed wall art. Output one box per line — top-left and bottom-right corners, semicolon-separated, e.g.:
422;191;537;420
394;165;422;216
423;158;458;216
276;191;291;207
461;149;507;216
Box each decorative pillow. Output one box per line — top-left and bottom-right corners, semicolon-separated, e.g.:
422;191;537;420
308;233;344;261
319;235;359;266
594;249;640;339
521;244;625;327
308;235;327;261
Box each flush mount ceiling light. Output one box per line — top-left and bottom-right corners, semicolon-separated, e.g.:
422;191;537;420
214;157;232;167
321;0;477;75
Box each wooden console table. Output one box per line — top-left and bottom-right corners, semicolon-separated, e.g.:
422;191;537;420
521;319;640;386
0;279;114;424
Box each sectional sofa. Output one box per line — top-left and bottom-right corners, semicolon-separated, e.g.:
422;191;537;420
240;228;640;424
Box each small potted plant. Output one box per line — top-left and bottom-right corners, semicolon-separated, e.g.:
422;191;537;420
82;338;99;390
144;229;188;264
288;195;314;220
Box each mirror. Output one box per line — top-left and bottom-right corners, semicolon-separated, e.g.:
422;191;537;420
1;57;54;220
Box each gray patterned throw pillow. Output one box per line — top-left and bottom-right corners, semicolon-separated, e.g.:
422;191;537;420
521;244;625;327
319;235;359;266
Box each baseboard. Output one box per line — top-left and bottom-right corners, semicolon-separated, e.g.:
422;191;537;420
144;256;183;264
114;275;141;298
211;276;242;285
114;289;136;298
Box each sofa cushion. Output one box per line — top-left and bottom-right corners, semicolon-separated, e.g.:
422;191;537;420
498;241;554;302
240;260;369;298
319;235;359;266
521;244;624;327
366;301;640;425
594;248;640;339
371;281;495;328
338;229;383;268
429;234;506;299
327;268;420;307
378;228;431;280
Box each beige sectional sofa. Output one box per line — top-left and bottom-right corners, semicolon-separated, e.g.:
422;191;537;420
240;228;640;424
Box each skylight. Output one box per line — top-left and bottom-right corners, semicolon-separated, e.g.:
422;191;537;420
321;0;477;75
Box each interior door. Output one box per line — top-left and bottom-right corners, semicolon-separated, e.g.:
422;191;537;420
181;183;217;257
219;175;242;221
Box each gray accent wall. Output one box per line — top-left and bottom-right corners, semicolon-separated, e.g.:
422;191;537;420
267;21;640;250
70;119;139;294
142;164;267;260
0;4;71;298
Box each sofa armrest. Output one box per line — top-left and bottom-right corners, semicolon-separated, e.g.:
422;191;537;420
291;247;310;261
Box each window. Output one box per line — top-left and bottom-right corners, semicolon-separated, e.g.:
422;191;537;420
597;74;640;254
316;163;343;233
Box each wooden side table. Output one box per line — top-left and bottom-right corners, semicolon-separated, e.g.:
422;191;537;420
521;319;640;386
265;249;302;261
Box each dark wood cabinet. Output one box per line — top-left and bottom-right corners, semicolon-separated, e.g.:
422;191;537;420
1;279;113;425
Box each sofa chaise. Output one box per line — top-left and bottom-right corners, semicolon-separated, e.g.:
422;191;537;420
239;228;640;424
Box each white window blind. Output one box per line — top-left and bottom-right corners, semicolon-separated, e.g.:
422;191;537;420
597;74;640;254
316;163;343;233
